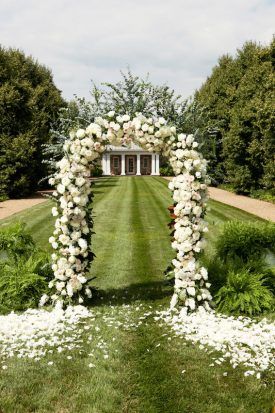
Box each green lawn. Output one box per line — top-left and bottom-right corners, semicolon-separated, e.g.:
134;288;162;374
0;177;274;413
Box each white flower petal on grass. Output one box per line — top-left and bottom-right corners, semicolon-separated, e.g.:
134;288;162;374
158;307;275;376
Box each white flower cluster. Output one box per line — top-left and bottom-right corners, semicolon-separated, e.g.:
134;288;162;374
48;112;210;309
158;307;275;377
168;134;212;311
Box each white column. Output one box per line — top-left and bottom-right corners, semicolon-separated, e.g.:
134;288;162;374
121;153;126;175
155;154;160;175
151;154;156;175
106;153;111;175
102;154;106;175
136;153;141;175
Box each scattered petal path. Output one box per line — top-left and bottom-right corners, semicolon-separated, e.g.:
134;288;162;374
157;307;275;377
0;304;274;379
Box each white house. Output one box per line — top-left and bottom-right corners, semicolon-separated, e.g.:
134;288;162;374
101;143;160;176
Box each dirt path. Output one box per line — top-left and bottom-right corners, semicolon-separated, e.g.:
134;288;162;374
0;194;47;220
163;178;275;222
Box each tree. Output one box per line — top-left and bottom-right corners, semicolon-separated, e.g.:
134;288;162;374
0;46;65;198
192;39;275;193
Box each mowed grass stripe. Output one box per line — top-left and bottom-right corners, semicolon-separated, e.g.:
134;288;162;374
130;177;171;281
92;177;135;290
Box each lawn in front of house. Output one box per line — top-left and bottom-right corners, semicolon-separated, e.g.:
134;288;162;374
0;177;273;413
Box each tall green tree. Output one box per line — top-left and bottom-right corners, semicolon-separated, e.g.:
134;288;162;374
193;39;275;193
0;46;65;198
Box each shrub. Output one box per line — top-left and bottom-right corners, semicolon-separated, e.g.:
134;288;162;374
160;164;174;176
215;269;274;315
91;164;103;177
200;254;229;295
201;221;275;314
0;223;51;312
0;222;34;260
250;188;275;204
0;253;51;312
215;221;275;262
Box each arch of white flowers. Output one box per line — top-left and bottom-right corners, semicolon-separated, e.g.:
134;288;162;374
45;112;212;311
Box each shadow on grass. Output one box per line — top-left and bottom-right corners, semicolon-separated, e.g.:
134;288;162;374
89;279;173;307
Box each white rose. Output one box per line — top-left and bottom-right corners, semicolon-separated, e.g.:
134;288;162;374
78;275;87;284
187;287;196;296
60;216;68;224
187;298;196;310
175;149;184;160
78;238;88;250
69;256;76;264
62;177;71;187
193;206;202;216
122;114;130;122
186;135;194;146
67;284;74;297
76;129;86;139
57;184;66;194
52;207;58;217
85;287;92;298
107;111;115;118
75;177;86;187
113;123;120;131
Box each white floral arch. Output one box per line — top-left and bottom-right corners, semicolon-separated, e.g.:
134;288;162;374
46;112;212;311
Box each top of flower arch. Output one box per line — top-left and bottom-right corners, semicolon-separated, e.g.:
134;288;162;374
68;112;180;156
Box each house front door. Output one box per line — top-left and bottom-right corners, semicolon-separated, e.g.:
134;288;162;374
125;155;136;175
110;155;121;175
140;155;151;175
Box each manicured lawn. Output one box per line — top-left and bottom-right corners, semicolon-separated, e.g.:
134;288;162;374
0;177;274;413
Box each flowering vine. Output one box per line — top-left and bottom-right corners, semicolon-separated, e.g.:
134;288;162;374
44;112;211;311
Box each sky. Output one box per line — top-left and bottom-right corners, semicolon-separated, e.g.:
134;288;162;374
0;0;274;101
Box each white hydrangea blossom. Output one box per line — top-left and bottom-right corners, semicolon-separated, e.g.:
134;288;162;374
48;113;211;310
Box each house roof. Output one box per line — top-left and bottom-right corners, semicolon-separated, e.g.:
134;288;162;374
106;143;147;152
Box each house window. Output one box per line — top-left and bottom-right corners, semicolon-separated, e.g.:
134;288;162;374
113;157;119;168
143;157;148;168
128;157;134;173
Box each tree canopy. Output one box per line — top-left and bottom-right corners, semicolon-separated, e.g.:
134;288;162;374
192;39;275;194
0;46;65;198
